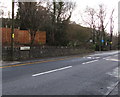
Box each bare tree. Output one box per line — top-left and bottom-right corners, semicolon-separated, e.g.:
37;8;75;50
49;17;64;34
109;9;114;50
81;4;109;51
97;4;107;50
17;2;49;45
84;6;97;44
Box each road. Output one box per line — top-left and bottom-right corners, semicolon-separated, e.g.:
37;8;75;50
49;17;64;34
2;51;120;95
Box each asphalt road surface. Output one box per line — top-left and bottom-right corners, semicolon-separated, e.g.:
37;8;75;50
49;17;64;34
2;51;120;95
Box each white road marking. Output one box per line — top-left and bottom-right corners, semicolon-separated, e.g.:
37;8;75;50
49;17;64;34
109;59;119;62
105;59;110;61
114;55;118;57
86;57;92;59
104;58;119;62
82;60;98;64
103;58;107;60
95;57;100;59
103;55;119;62
85;57;100;59
32;66;72;77
89;51;119;56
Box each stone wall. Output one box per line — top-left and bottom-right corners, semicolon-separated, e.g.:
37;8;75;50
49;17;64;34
2;46;93;61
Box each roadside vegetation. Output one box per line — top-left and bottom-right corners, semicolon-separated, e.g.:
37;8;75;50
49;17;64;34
1;0;118;51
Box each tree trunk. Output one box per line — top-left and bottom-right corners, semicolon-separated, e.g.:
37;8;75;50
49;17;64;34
31;33;36;45
29;30;36;46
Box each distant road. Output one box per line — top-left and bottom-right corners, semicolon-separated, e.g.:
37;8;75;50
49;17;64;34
2;51;120;95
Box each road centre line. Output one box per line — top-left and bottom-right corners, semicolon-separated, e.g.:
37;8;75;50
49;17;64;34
103;58;107;60
32;66;72;77
1;53;116;68
1;58;68;68
2;53;101;68
82;60;98;64
96;57;100;59
86;57;92;59
103;56;112;60
84;57;100;59
0;56;81;68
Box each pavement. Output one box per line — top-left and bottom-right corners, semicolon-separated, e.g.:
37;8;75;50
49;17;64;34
109;84;119;95
1;52;95;66
1;50;120;96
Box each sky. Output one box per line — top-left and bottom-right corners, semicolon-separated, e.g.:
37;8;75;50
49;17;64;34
0;0;119;34
118;1;120;33
71;0;119;34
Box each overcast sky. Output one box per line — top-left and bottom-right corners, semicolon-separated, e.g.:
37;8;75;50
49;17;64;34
118;1;120;33
0;0;119;34
71;0;119;34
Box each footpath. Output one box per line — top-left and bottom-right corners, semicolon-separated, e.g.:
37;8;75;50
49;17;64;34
108;83;119;96
1;52;94;67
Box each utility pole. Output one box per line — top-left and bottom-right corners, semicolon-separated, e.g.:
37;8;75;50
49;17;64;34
110;9;114;50
11;0;14;60
91;16;95;44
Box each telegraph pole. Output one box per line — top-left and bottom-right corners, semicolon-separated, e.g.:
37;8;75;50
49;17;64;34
110;9;114;50
11;0;14;60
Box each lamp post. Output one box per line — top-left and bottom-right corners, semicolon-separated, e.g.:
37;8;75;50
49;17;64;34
11;0;14;60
